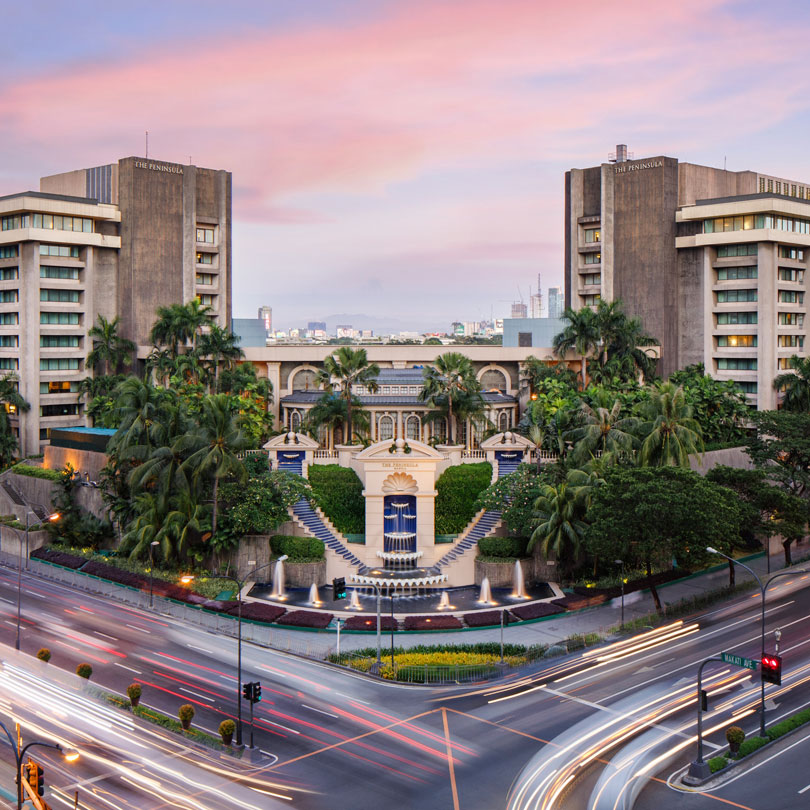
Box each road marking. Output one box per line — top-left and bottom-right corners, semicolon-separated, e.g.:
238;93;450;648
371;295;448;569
185;643;214;654
441;708;461;810
180;687;215;702
126;623;149;633
799;783;810;795
77;606;94;613
0;597;13;604
94;631;117;641
301;704;338;718
261;719;301;735
114;663;141;674
25;590;46;598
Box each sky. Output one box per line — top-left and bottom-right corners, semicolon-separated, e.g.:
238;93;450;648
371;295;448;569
3;0;810;331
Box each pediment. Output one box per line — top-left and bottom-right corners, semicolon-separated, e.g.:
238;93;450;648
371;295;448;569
263;431;320;450
355;438;444;460
479;431;536;450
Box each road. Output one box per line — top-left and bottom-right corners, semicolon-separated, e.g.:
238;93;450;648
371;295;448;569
0;563;808;809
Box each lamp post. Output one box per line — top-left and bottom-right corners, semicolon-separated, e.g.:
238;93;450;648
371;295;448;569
688;656;724;781
706;547;809;736
13;511;59;651
390;593;396;669
0;721;78;810
148;540;160;608
614;559;625;630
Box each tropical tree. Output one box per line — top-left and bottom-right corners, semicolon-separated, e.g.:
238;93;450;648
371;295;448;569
521;355;578;393
150;300;212;358
303;393;369;447
108;378;173;456
773;355;810;412
570;398;639;463
197;325;244;391
87;315;135;376
638;382;703;467
530;474;591;572
317;348;380;444
552;306;601;389
419;352;483;445
0;373;29;433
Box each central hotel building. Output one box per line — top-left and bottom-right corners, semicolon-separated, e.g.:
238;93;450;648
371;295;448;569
565;147;809;409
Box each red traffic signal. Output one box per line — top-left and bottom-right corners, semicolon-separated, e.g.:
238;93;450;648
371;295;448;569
761;654;782;685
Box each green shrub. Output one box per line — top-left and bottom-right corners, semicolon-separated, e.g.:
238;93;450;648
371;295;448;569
477;536;528;559
12;464;62;482
726;725;745;749
308;465;365;534
36;648;51;663
435;463;492;534
270;535;325;561
76;663;92;680
127;683;142;707
178;703;195;729
738;736;768;757
708;756;728;774
219;719;236;743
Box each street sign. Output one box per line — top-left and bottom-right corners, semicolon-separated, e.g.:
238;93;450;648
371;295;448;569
720;652;758;670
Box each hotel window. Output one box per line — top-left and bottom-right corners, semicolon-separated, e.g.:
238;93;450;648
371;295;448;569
778;291;804;304
196;252;214;264
30;214;92;233
584;228;600;243
196;226;215;244
717;312;757;325
0;246;18;259
197;294;216;307
40;266;79;280
378;415;394;441
717;244;758;258
40;358;79;370
0;313;18;325
195;273;215;286
0;268;17;281
717;335;757;347
792;185;797;196
716;266;757;281
778;335;805;348
40;380;79;394
390;386;400;394
779;246;805;260
717;289;757;303
39;244;80;258
40;335;80;348
779;313;804;326
768;180;773;192
584;252;601;264
582;273;601;286
778;357;795;369
0;336;17;348
406;415;420;440
1;215;27;230
776;182;782;194
41;403;79;417
0;291;18;303
40;289;79;303
759;177;766;192
735;381;758;394
582;293;601;306
717;358;757;370
40;312;79;325
498;411;509;432
778;268;804;283
0;358;18;370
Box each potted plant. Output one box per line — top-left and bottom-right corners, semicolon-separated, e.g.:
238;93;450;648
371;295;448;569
76;663;92;680
127;683;142;708
36;648;51;663
178;704;195;730
726;725;745;757
218;719;236;746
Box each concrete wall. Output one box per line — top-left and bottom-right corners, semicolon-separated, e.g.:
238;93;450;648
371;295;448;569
284;560;327;588
0;526;49;558
689;446;753;475
224;534;272;581
43;447;108;480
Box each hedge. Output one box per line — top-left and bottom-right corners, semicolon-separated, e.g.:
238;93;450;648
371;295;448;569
342;615;398;631
463;610;512;628
276;609;333;629
269;535;325;561
11;464;62;482
435;463;493;534
227;602;286;623
708;756;728;773
30;547;87;569
403;615;463;631
738;736;768;757
81;560;147;589
308;465;365;534
477;537;528;559
510;602;566;621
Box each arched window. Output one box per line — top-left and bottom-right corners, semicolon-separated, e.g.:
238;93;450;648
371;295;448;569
290;369;319;391
432;418;447;443
481;369;507;392
498;411;509;432
379;415;394;441
457;420;468;447
290;411;302;432
406;414;420;440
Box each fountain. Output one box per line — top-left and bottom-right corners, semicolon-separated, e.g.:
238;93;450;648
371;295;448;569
349;589;362;610
511;559;528;599
308;583;322;606
437;591;453;610
477;576;494;605
271;558;286;599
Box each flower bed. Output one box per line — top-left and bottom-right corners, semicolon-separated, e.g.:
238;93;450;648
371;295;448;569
276;609;333;629
30;547;86;569
510;602;566;621
227;602;286;623
80;560;147;589
463;610;513;628
202;600;239;613
551;594;602;610
342;615;398;631
403;615;463;631
571;569;686;599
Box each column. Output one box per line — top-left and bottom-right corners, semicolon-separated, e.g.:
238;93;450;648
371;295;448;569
396;410;403;440
265;362;281;425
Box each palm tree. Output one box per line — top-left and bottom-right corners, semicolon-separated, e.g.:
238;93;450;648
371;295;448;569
553;306;601;389
145;348;176;389
0;374;30;424
418;352;482;445
638;382;704;467
530;479;590;570
317;347;380;444
183;298;214;354
150;303;188;359
109;378;173;456
570;398;639;463
179;394;249;537
773;355;810;412
604;315;658;383
303;393;369;447
87;315;136;376
197;325;244;391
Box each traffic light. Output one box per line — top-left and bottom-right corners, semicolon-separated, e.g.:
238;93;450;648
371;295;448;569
761;653;782;685
700;689;708;712
243;682;254;701
25;759;43;796
253;682;262;702
332;577;346;600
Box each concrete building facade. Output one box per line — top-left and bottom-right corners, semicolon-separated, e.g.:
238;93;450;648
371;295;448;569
0;156;232;453
565;147;809;408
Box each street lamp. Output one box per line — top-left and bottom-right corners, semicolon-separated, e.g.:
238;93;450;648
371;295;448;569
13;511;59;651
148;540;160;608
706;547;809;736
0;720;78;810
614;559;625;630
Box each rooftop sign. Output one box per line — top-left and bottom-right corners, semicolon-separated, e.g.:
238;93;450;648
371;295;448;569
614;160;663;175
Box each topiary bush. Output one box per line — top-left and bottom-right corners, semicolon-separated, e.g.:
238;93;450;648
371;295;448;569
127;683;142;707
269;535;324;561
435;463;493;534
477;537;528;559
726;725;745;755
76;663;92;680
36;648;51;663
308;465;365;534
178;703;195;730
219;719;236;745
